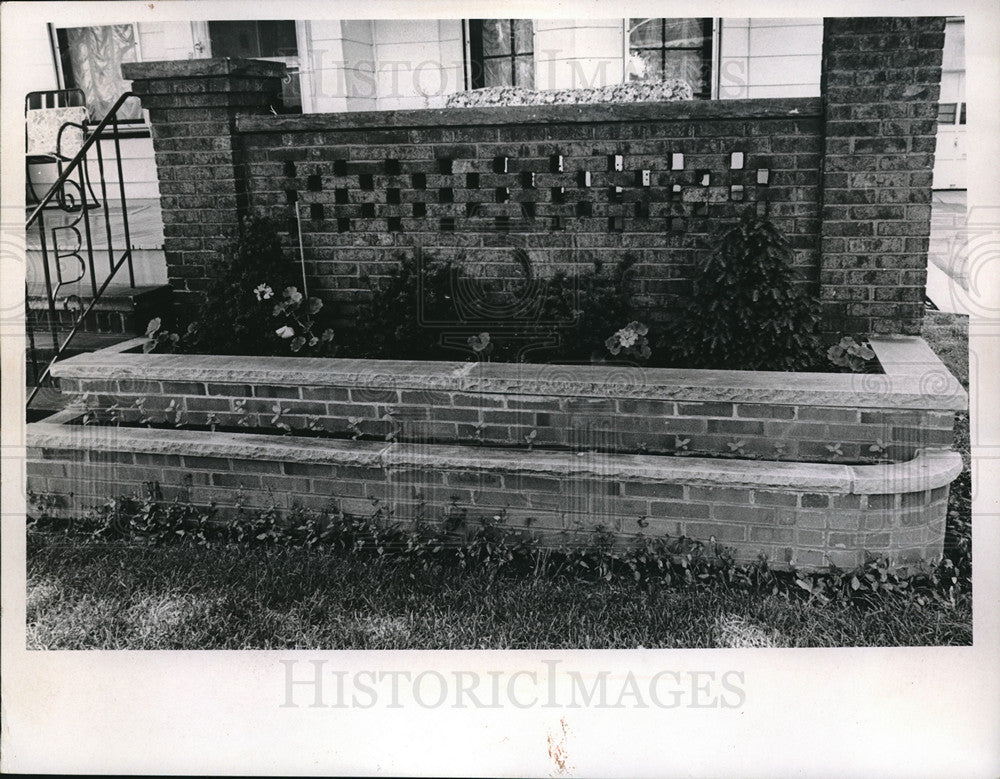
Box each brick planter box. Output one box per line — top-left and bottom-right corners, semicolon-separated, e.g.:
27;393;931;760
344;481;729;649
27;335;965;570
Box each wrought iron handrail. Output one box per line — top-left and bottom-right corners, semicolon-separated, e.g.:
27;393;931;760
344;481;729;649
26;91;138;408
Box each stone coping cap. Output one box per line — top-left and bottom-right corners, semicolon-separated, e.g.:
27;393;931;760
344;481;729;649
236;97;822;133
123;58;287;81
27;421;962;496
52;336;967;411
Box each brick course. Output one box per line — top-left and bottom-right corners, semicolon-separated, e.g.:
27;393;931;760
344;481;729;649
26;422;960;571
57;364;957;464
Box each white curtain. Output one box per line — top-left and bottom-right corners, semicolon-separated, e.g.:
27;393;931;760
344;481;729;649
63;25;143;121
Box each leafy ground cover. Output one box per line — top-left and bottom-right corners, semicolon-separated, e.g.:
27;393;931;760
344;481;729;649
25;310;970;649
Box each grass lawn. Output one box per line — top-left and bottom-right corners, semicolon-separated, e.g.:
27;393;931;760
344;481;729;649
26;539;971;649
25;312;971;649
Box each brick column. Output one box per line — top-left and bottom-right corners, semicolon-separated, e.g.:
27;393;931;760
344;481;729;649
122;59;286;310
819;17;946;336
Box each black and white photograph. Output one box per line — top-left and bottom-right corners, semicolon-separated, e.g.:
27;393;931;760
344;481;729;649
2;0;998;775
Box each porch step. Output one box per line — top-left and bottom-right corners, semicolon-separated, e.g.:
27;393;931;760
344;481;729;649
27;283;172;336
27;331;141;389
26;386;74;422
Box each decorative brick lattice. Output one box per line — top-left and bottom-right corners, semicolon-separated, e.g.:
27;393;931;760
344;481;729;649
239;101;820;327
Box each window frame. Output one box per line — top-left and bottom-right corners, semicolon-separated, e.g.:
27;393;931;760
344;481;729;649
626;17;716;99
466;19;535;90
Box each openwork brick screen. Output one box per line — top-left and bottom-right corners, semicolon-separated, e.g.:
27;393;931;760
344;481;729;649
124;16;946;336
237;101;821;327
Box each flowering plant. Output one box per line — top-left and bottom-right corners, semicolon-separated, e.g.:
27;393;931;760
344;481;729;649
267;285;335;355
605;321;651;360
467;332;493;360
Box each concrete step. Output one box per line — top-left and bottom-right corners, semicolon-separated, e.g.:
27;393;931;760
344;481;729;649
26;386;74;422
27;331;142;388
27;283;171;336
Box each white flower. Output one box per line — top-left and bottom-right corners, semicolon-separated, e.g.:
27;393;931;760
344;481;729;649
275;325;295;339
616;327;638;348
254;284;273;301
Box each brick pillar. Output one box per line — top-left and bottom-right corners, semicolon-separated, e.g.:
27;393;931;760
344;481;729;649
122;59;286;310
819;17;945;336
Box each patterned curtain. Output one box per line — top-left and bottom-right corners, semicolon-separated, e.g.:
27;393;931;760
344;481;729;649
64;25;143;121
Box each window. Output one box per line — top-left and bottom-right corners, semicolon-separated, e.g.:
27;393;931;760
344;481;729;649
937;18;965;128
55;25;144;121
468;20;534;89
628;18;713;98
208;21;302;112
937;103;966;125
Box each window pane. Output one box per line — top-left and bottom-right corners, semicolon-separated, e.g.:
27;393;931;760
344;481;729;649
629;18;663;47
483;57;513;87
663;50;704;88
209;21;260;57
210;21;297;58
635;49;664;80
513;19;533;54
480;19;512;56
514;54;535;88
959;103;966;124
937;103;957;124
258;21;298;57
662;18;707;47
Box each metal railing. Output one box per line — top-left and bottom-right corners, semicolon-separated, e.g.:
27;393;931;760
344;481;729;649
26;92;138;407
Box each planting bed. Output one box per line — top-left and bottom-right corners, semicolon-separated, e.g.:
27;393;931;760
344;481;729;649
27;335;966;570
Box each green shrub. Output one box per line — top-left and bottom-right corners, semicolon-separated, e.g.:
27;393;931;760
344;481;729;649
345;247;639;363
667;207;821;370
158;217;336;357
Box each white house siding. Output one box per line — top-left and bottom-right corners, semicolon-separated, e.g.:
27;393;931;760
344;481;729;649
137;20;211;60
718;18;822;99
371;19;464;110
303;20;377;113
933;18;966;190
14;22;59;96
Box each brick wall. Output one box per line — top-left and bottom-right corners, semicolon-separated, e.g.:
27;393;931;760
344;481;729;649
57;370;955;465
236;100;822;328
819;17;946;335
123;16;945;337
27;426;959;570
122;59;286;311
52;335;965;465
